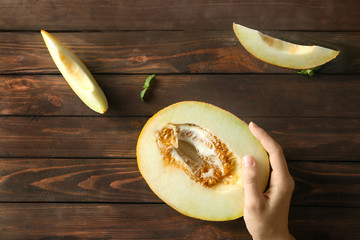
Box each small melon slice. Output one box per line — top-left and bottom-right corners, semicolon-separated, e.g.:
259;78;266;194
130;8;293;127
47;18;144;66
41;30;108;114
233;23;340;69
137;101;269;221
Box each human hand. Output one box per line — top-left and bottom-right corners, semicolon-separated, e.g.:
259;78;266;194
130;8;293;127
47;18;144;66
242;122;295;240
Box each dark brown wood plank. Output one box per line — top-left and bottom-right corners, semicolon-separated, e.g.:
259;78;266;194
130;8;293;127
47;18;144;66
289;162;360;207
1;74;359;117
0;117;358;160
0;31;358;74
0;158;159;203
0;116;145;159
0;203;358;240
288;207;360;240
0;0;359;31
257;118;360;161
0;158;358;207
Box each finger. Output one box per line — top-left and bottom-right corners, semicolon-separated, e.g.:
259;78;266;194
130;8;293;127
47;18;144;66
242;155;265;208
249;121;290;176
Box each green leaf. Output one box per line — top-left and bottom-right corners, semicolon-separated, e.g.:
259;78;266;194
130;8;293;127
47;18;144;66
297;66;321;76
140;88;147;101
141;74;155;102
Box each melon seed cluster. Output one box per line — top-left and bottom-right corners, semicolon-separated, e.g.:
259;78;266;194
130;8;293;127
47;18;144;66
155;123;235;187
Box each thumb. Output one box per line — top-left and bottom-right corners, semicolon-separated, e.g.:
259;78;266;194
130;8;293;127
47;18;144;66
242;155;264;207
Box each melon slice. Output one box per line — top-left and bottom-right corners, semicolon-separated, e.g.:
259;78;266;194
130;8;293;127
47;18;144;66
41;30;108;114
233;23;340;69
137;101;269;221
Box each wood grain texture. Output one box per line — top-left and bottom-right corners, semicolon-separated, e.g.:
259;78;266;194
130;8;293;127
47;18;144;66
0;117;359;160
0;158;159;203
0;0;358;239
289;162;360;207
0;31;358;74
1;74;359;117
0;158;359;207
0;0;359;31
0;204;358;240
0;116;145;158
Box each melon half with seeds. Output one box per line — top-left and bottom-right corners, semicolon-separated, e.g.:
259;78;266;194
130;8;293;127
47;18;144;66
137;101;270;221
233;23;340;69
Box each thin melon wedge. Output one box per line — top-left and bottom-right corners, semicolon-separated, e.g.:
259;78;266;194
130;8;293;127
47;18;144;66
137;101;270;221
233;23;340;69
41;30;108;114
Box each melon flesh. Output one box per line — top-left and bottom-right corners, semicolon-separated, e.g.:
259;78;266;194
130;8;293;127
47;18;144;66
137;101;269;221
41;30;108;114
233;23;339;69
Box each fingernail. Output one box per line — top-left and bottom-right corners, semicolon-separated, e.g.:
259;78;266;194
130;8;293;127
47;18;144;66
243;155;255;167
250;121;258;128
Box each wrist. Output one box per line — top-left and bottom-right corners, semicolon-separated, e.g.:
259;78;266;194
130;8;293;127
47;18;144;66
253;232;295;240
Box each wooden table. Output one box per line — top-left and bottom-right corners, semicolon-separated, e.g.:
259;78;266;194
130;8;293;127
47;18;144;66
0;1;359;239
